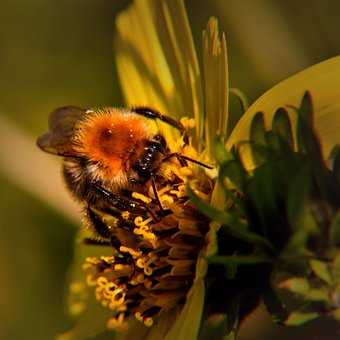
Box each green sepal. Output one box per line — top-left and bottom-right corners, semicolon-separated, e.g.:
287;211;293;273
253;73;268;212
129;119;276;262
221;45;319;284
207;254;272;266
278;277;310;295
249;112;267;164
250;112;266;145
187;186;273;250
332;252;340;284
310;259;333;285
213;136;234;165
305;288;329;303
330;212;340;246
331;145;340;185
285;311;319;326
272;107;294;148
219;160;246;191
262;287;288;324
332;309;340;321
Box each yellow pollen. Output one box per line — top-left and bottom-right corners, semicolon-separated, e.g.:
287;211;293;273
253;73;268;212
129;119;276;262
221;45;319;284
134;216;153;227
121;211;130;220
97;276;109;287
144;317;154;327
144;279;153;289
157;185;171;196
134;312;142;321
144;266;153;276
107;314;128;331
86;274;97;286
180;117;195;129
160;194;174;206
136;258;145;268
179;167;193;177
132;192;152;203
136;273;145;282
119;246;141;257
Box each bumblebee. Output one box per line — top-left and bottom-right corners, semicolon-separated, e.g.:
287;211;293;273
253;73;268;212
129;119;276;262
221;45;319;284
37;106;210;241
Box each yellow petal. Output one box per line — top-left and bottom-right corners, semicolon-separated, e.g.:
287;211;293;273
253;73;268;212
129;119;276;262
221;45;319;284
115;0;203;143
226;56;340;168
163;257;206;340
145;308;180;340
57;229;113;339
203;17;229;155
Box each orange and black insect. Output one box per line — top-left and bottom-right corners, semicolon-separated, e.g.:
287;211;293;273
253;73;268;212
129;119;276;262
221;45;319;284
37;106;211;243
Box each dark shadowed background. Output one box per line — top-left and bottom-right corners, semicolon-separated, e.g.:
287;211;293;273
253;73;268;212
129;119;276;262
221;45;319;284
1;1;340;339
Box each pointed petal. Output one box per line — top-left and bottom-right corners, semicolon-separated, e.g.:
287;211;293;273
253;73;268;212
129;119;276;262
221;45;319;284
145;308;180;340
203;17;229;155
163;257;206;340
58;230;113;339
226;56;340;168
115;0;203;142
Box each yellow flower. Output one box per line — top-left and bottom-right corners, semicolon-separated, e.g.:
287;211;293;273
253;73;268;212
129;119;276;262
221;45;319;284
62;1;340;339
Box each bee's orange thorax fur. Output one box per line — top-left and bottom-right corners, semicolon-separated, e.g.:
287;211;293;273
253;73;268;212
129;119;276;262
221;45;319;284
74;109;155;178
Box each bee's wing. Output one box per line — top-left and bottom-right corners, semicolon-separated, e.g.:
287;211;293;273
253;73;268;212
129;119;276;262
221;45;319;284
37;106;85;156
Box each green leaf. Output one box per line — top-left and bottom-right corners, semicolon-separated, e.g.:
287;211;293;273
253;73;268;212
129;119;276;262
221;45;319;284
330;212;340;246
306;288;329;303
219;160;246;190
262;288;288;324
332;145;340;185
187;186;274;250
272;107;294;147
249;112;267;164
226;56;340;171
207;254;272;266
285;311;319;326
287;164;311;229
278;278;310;295
332;253;340;284
310;259;333;285
213;137;234;165
332;308;340;321
224;331;237;340
250;112;266;145
199;314;229;340
299;91;314;126
296;91;314;154
229;87;249;113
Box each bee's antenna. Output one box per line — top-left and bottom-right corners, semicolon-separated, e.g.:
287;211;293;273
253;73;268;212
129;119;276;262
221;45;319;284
162;152;213;169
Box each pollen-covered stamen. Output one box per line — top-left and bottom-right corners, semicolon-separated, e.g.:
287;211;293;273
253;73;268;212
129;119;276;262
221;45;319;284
83;144;213;330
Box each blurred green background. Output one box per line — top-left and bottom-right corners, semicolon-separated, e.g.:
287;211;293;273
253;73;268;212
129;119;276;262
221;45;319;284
1;1;340;339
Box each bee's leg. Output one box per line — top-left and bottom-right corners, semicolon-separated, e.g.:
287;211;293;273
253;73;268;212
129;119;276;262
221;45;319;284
161;152;214;169
93;183;141;211
93;182;159;222
151;176;163;211
85;205;124;253
83;237;111;246
132;107;189;144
